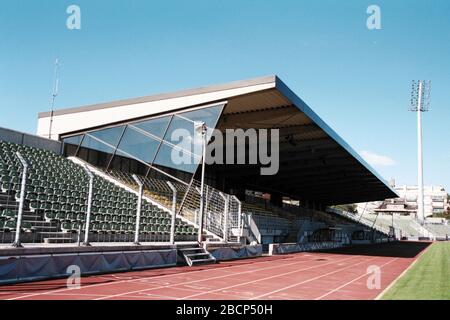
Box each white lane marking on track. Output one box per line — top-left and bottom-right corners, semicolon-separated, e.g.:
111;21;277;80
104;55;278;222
95;255;357;300
8;253;318;300
314;257;399;300
177;255;364;300
250;257;380;300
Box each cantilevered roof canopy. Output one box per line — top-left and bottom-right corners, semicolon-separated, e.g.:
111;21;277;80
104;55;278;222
37;75;397;204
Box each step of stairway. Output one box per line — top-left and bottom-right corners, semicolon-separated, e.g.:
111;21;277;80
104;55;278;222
180;245;216;267
43;237;75;244
0;203;20;209
0;194;15;201
37;231;68;237
29;225;60;232
186;252;211;258
190;257;216;265
24;220;53;226
22;214;42;220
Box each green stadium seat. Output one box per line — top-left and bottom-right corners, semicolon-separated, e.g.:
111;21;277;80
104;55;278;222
45;211;57;221
3;220;16;231
1;209;16;219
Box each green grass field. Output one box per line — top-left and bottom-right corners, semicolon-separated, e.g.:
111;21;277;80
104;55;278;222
381;242;450;300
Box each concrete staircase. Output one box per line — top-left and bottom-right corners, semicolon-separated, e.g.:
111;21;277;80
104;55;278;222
0;190;73;244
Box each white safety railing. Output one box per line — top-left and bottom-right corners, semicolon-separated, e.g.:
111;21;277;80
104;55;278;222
12;152;28;248
82;165;94;246
132;174;144;245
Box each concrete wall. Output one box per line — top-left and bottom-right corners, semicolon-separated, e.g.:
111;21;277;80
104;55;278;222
0;127;62;154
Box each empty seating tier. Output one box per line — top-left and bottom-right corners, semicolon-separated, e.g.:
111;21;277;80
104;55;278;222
0;141;197;244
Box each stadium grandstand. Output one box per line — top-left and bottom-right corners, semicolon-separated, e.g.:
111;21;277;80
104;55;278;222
0;75;401;284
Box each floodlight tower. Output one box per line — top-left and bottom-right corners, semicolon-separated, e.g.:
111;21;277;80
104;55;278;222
410;80;431;223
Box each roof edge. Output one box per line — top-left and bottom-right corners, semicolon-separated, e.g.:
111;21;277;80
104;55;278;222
38;75;277;118
274;76;399;199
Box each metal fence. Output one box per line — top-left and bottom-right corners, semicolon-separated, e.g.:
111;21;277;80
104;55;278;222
177;179;243;243
0;152;243;247
0;155;198;246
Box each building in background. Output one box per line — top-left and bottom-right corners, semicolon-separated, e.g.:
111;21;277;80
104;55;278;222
357;184;448;219
395;185;448;218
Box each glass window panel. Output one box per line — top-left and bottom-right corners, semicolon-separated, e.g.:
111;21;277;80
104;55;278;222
178;104;224;130
78;135;115;169
110;150;149;176
62;135;82;157
153;142;199;174
176;104;224;152
63;135;82;146
89;126;125;147
131;116;171;139
116;126;160;164
162;115;202;157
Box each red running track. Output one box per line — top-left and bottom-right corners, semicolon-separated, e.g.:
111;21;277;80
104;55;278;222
0;242;430;300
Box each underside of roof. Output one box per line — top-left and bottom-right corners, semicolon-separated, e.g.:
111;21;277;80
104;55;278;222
211;86;397;205
38;75;397;205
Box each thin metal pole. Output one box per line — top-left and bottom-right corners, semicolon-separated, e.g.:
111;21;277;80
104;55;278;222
132;174;143;245
77;224;82;246
232;195;242;244
392;213;395;240
417;81;425;224
48;58;59;139
83;166;94;246
167;181;177;244
219;193;229;243
197;123;207;244
358;202;368;223
12;152;28;248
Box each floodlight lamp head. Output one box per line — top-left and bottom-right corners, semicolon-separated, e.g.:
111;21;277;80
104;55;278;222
194;121;207;135
409;80;431;112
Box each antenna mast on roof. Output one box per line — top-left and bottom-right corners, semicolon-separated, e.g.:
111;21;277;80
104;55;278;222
48;58;60;139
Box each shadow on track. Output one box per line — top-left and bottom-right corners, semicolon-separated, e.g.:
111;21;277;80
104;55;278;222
317;241;432;258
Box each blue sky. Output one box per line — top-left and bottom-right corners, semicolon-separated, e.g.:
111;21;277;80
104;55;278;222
0;0;449;190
